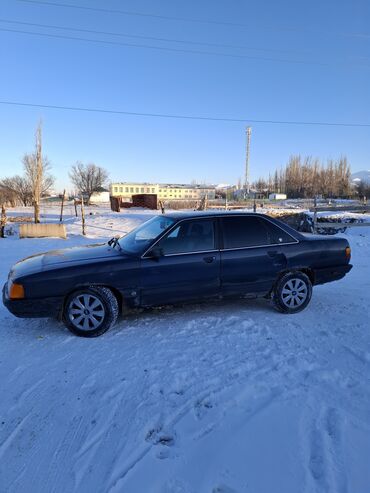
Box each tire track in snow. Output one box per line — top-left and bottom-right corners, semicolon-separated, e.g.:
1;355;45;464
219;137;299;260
0;414;30;461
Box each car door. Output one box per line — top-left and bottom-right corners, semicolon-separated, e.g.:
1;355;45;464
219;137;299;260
220;215;290;296
140;218;221;306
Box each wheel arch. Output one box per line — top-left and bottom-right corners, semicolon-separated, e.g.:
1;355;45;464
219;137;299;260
269;267;314;296
277;267;314;284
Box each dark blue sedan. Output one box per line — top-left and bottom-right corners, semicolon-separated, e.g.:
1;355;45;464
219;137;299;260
3;212;352;337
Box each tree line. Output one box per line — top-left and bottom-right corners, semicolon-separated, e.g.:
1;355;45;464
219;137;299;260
253;155;353;199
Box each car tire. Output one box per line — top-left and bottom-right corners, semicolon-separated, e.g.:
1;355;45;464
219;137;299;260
272;271;312;314
63;286;119;337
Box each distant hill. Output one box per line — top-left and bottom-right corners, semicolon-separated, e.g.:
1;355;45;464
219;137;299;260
351;170;370;184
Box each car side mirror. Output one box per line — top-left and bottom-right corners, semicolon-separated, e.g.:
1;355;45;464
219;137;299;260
148;246;164;259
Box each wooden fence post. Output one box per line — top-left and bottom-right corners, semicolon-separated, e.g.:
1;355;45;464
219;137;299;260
313;196;318;233
0;204;6;238
81;197;86;235
74;199;78;217
60;189;66;222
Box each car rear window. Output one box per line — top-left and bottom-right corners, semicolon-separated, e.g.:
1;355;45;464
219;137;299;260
261;219;296;244
221;216;296;249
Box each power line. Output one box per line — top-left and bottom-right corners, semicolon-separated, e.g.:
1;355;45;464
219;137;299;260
2;26;368;69
0;18;304;56
1;100;370;128
16;0;294;30
17;0;370;40
0;27;330;66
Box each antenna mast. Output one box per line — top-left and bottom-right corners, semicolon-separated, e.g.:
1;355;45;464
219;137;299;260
245;126;252;195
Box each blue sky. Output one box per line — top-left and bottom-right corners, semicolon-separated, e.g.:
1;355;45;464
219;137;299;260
1;0;370;191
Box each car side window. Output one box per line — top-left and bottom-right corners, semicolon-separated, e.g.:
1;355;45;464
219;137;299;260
221;216;270;248
157;219;216;255
260;218;296;244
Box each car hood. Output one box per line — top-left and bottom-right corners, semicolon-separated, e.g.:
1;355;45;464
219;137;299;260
9;243;125;279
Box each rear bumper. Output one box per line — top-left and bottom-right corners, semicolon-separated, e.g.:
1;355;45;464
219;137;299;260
314;264;352;285
3;283;62;318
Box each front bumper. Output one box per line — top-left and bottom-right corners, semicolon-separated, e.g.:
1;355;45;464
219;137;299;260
3;282;62;319
314;264;352;285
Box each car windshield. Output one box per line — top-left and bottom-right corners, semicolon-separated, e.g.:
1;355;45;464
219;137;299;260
118;216;176;255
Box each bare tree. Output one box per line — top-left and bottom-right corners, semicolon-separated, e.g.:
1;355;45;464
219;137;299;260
0;183;16;207
249;155;353;199
0;158;54;208
69;162;109;205
23;154;54;197
28;122;42;223
356;180;370;201
253;177;268;192
0;176;32;206
0;123;54;212
22;122;54;222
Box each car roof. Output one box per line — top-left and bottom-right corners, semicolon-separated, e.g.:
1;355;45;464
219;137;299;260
163;210;271;220
162;210;304;240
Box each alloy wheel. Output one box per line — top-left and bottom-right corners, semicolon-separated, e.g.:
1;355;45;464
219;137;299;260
68;294;106;331
281;278;308;308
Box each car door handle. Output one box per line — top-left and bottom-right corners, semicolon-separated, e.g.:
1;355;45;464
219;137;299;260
203;255;216;263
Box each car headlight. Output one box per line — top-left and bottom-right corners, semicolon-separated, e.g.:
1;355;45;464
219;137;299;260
8;281;25;299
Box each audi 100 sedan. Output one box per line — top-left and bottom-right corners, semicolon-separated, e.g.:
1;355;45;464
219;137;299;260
3;212;352;337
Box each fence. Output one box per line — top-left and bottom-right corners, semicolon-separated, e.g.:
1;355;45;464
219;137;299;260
315;221;370;230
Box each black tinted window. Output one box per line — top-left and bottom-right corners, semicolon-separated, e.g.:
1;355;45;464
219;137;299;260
158;219;215;254
261;219;296;244
222;216;269;248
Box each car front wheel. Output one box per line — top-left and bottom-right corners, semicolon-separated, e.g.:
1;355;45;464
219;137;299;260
63;286;119;337
273;271;312;314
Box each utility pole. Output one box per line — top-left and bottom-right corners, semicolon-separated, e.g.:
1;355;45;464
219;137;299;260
245;126;252;196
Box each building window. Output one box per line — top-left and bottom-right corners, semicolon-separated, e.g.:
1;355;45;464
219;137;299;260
141;187;144;193
119;187;123;193
146;188;150;193
114;186;118;192
130;187;133;193
151;188;155;193
135;187;139;193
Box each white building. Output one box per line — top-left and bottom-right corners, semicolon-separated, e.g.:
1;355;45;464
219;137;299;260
89;190;110;204
111;182;216;200
269;193;287;200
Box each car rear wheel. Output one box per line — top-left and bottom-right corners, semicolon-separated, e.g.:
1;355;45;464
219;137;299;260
273;271;312;314
63;286;119;337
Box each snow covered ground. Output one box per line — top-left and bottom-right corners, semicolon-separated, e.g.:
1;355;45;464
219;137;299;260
1;206;370;493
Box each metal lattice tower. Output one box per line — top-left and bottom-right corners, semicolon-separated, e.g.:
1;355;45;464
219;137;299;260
245;126;252;194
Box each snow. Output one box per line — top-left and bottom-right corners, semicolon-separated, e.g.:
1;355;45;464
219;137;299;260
1;206;370;493
351;170;370;184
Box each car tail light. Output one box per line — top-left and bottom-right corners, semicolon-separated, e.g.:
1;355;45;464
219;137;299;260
345;246;351;259
9;282;25;299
